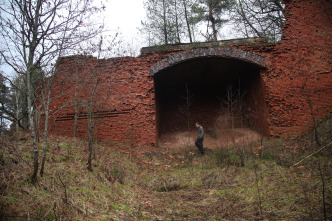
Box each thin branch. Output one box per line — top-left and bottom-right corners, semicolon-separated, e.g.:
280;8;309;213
318;161;327;221
292;141;332;167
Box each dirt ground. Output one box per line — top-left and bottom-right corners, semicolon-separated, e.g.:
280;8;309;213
158;128;263;150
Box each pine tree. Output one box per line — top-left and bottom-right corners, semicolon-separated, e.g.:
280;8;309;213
198;0;235;41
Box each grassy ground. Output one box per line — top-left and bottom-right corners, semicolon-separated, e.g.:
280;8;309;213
0;122;331;220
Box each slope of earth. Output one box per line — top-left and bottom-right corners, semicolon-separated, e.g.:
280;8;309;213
0;121;331;220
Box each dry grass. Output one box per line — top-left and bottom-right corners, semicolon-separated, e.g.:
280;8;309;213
158;128;262;150
0;125;331;220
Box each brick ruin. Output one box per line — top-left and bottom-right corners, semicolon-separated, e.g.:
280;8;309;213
49;0;332;146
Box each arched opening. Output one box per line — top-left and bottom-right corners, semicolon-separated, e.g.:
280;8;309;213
153;52;268;148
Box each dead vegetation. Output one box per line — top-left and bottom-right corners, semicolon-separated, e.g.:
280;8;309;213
0;118;331;220
158;128;262;150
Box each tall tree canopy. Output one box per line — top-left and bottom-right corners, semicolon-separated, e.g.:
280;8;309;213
141;0;204;45
198;0;235;41
141;0;284;45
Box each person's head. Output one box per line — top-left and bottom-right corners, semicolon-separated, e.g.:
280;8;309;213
195;122;200;128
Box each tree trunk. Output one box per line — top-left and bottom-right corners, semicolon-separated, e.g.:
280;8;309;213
15;90;20;133
35;106;41;143
174;0;181;43
208;6;217;41
28;70;38;184
40;88;51;177
87;101;93;171
22;93;29;129
74;106;78;137
87;76;98;171
162;0;168;44
74;85;78;137
185;83;191;132
183;0;193;43
303;81;321;146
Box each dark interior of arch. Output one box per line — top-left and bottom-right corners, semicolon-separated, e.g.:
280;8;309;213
154;56;269;137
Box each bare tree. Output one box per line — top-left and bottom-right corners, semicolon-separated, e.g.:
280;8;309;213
0;0;104;183
141;0;203;45
84;43;102;171
141;0;172;45
72;59;87;138
179;83;193;133
86;69;100;171
302;77;321;146
182;0;194;43
0;73;8;133
13;76;27;131
0;71;29;132
71;37;119;171
182;0;203;43
41;34;121;176
231;0;285;42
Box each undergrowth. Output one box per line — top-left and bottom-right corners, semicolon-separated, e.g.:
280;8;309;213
0;123;331;220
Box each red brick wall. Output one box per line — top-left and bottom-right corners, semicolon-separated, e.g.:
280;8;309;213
263;0;332;137
49;55;160;145
49;0;332;145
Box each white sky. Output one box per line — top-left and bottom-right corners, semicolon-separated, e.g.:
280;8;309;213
105;0;145;38
103;0;236;53
1;0;237;75
0;0;147;77
104;0;146;55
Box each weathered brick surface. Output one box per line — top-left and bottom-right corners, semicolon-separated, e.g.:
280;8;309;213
263;0;332;137
48;0;332;145
50;55;160;145
149;47;266;75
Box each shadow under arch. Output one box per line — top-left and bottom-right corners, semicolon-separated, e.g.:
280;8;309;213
150;47;269;145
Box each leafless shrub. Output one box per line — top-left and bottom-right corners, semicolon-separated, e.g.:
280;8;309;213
149;175;182;192
201;170;225;188
101;165;126;184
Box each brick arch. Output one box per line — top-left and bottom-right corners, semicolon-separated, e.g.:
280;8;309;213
149;47;266;75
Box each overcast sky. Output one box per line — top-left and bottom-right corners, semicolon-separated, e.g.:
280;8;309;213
106;0;145;39
104;0;236;54
1;0;237;75
0;0;146;76
104;0;146;55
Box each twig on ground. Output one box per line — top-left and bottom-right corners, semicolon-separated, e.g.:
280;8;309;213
254;164;263;218
319;161;327;221
58;175;68;204
292;141;332;167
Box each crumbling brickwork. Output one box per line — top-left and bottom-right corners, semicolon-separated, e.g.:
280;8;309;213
264;0;332;137
50;56;160;145
49;0;331;145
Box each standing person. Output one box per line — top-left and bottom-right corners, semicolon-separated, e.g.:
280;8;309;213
195;122;204;155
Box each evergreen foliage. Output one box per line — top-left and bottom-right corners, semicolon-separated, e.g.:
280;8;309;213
141;0;284;44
